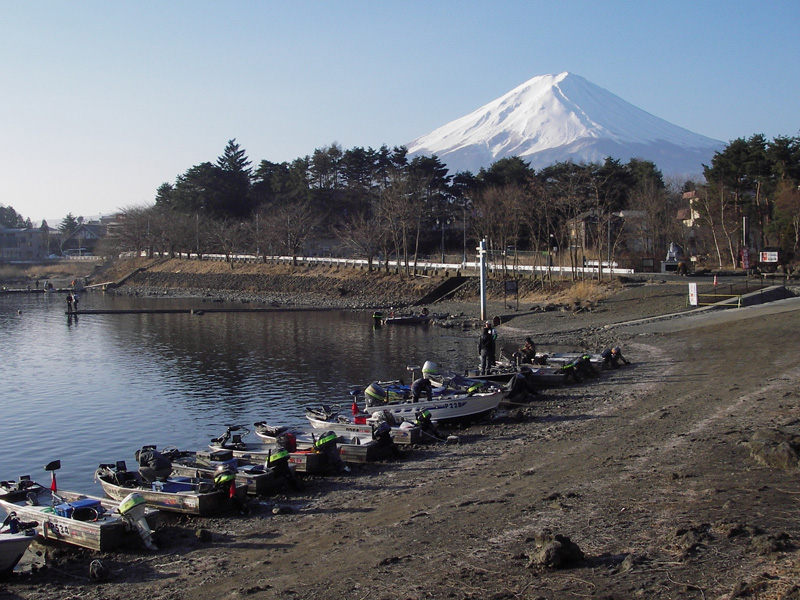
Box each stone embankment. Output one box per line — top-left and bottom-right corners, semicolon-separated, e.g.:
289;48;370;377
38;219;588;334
105;257;558;310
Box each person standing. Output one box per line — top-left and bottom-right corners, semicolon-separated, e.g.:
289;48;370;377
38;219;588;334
478;321;496;376
72;293;79;312
66;292;73;313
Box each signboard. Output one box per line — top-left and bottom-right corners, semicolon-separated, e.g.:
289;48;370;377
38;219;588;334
688;282;698;306
504;280;518;293
759;251;779;263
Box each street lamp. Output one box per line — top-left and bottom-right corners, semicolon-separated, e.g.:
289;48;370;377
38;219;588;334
440;219;446;263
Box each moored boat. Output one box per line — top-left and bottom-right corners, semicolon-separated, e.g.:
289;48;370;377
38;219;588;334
0;532;34;575
361;380;503;423
303;406;422;445
0;514;36;575
0;461;158;552
157;447;279;496
94;460;248;516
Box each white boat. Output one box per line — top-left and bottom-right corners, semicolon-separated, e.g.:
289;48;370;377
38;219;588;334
0;532;34;575
361;381;503;423
537;351;606;366
303;407;421;445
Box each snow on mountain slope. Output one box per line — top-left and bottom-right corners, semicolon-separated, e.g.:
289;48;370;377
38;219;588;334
406;72;723;178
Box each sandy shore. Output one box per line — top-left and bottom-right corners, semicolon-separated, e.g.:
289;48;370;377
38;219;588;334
4;277;800;600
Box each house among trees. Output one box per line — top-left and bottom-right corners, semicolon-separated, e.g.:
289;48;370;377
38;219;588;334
61;221;108;255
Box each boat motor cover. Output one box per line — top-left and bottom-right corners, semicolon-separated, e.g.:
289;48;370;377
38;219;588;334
365;383;387;406
422;361;439;377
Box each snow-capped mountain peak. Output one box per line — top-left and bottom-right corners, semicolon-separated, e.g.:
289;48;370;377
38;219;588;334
406;72;723;178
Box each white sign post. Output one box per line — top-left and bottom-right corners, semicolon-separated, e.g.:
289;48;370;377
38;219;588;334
688;282;698;306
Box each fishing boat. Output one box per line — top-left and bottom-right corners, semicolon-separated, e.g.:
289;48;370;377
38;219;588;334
208;425;327;474
537;351;606;367
383;313;432;325
303;405;421;445
361;380;503;423
94;460;248;516
156;447;279;496
0;531;35;575
0;461;158;552
252;421;374;447
463;364;567;387
0;513;36;576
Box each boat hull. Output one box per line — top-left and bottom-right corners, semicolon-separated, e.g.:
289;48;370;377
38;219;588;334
304;415;421;445
207;443;328;474
0;534;34;574
366;390;503;423
96;472;247;516
0;487;153;552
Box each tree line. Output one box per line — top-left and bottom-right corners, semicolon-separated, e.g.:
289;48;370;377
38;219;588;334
7;132;800;272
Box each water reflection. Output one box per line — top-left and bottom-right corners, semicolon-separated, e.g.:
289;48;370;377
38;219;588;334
0;292;476;493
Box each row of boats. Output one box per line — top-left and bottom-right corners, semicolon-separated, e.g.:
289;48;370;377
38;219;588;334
0;347;630;575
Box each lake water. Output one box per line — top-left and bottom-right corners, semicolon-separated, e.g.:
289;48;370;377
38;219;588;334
1;291;478;494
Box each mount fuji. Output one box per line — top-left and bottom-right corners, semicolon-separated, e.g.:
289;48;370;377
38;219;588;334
406;72;723;179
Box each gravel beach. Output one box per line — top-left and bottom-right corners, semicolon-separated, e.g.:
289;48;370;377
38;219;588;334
4;262;800;600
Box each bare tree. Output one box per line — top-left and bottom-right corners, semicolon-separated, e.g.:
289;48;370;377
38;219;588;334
259;200;323;265
333;210;383;270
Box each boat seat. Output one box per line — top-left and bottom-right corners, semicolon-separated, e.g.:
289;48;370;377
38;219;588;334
113;471;139;487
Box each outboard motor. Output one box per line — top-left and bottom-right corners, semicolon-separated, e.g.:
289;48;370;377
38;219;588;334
364;383;387;407
506;370;538;401
560;355;596;383
211;425;249;450
373;422;401;458
414;409;444;442
269;435;303;491
314;431;349;473
2;511;37;535
117;492;157;550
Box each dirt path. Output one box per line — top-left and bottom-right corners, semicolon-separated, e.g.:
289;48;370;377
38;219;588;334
4;295;800;600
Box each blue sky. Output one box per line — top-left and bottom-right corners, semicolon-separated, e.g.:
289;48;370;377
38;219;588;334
2;1;798;225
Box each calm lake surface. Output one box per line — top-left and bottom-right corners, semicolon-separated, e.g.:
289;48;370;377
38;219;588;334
1;291;478;494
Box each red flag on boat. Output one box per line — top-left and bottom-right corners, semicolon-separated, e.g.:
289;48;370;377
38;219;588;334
229;481;236;499
50;471;57;493
352;401;358;416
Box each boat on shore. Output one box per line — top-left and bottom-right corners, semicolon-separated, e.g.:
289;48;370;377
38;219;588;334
303;406;422;445
0;514;36;575
156;447;279;496
0;461;158;552
94;461;248;516
361;380;503;424
0;532;35;575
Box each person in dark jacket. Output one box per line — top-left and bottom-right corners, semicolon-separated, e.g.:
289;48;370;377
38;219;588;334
478;322;496;375
411;376;433;402
135;448;172;483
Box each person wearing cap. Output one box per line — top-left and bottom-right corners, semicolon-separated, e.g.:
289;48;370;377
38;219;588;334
135;447;172;483
478;321;496;375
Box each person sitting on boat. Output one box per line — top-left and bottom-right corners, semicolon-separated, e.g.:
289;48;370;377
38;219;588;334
478;322;496;376
411;376;433;402
512;337;536;366
135;447;173;484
